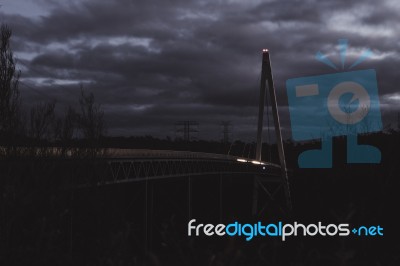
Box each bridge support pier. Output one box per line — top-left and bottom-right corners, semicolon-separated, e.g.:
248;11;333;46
252;174;288;217
188;176;192;220
144;179;154;255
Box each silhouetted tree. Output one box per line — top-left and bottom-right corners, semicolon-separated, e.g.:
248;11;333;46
55;106;76;142
28;101;56;141
78;87;106;155
0;24;21;143
54;106;77;156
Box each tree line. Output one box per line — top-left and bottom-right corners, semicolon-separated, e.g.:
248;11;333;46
0;24;106;157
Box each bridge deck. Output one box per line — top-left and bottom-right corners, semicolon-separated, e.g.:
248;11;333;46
1;147;283;186
106;148;278;164
100;149;282;185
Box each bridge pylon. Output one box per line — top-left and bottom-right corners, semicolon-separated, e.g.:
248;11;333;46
253;49;292;216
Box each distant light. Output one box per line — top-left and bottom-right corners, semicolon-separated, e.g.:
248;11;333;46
262;49;269;53
237;158;247;163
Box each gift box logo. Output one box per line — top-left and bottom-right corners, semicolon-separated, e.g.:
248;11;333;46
286;40;382;168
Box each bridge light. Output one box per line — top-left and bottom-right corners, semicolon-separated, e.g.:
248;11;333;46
236;158;247;163
251;160;267;165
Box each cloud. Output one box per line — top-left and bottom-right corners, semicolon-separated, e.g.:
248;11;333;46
1;0;399;140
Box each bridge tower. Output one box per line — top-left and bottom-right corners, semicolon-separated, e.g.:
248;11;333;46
253;49;292;215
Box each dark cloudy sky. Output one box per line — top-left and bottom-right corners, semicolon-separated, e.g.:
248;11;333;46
1;0;399;141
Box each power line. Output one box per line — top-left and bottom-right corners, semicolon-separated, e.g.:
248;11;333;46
19;81;75;108
17;59;80;93
19;81;57;102
16;58;81;106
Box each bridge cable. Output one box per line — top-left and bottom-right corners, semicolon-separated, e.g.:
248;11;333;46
266;80;272;162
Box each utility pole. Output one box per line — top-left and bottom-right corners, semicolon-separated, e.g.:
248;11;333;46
175;121;199;142
397;112;400;130
221;121;231;144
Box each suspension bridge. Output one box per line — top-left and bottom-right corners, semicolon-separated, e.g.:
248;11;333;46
72;49;292;216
